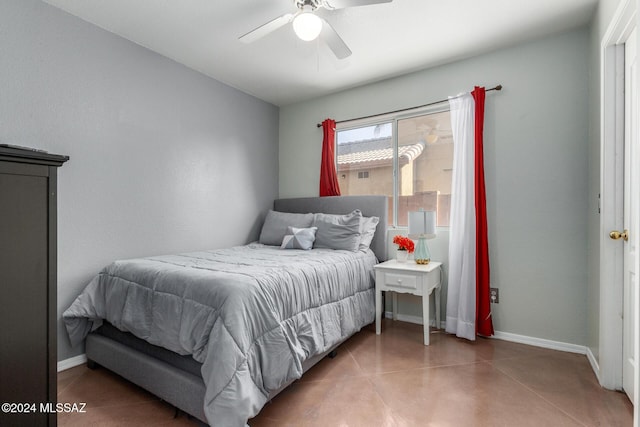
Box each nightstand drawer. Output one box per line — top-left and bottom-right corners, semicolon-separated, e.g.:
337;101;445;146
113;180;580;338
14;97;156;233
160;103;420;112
384;272;418;290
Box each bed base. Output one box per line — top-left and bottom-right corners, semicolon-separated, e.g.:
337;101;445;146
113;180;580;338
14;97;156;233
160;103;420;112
86;332;344;425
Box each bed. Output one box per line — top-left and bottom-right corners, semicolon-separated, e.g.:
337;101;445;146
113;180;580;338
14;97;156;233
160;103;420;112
63;195;388;426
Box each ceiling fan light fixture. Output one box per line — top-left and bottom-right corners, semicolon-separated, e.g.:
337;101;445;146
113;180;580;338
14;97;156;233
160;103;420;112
292;9;322;41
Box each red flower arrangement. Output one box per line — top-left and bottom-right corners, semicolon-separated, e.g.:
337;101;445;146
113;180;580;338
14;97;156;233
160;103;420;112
393;235;415;253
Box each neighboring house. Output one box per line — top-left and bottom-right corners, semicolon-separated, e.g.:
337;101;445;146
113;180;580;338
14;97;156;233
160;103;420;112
337;136;452;226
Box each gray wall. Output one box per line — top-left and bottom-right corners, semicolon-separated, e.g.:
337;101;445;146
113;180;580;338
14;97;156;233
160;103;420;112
280;29;590;345
0;0;279;361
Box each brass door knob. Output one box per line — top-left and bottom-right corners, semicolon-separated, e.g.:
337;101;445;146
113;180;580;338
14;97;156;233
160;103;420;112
609;230;629;241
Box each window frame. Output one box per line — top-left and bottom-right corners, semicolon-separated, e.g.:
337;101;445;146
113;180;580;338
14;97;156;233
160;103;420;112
336;104;451;227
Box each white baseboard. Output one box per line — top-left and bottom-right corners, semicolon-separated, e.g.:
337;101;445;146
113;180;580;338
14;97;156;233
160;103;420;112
57;354;87;372
384;311;588;355
586;346;601;383
491;330;587;355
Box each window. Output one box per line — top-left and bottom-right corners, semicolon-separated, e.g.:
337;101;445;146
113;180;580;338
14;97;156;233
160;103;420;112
336;109;453;227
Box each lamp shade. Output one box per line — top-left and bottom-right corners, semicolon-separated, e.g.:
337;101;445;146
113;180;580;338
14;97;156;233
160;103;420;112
408;210;436;239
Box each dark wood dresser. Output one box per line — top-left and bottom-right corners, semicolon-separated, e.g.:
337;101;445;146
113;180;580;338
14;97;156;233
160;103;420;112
0;145;68;426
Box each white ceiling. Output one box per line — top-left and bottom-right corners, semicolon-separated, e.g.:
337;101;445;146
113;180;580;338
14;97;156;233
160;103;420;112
42;0;598;106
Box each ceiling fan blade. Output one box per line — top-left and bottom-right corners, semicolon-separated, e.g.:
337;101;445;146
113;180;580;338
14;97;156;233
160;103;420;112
322;0;392;10
320;20;352;59
239;13;294;44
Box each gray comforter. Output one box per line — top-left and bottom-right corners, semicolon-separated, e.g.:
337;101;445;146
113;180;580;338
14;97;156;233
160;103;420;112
64;243;377;426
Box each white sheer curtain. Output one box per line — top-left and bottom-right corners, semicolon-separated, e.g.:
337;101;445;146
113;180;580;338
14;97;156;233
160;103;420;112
445;93;477;340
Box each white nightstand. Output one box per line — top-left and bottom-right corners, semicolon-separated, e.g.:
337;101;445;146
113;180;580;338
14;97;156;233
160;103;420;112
374;259;442;345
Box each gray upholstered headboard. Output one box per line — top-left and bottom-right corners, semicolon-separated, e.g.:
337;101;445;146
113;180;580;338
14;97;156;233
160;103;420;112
273;195;388;262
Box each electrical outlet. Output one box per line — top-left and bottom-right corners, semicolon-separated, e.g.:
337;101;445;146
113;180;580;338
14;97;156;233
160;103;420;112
490;288;499;304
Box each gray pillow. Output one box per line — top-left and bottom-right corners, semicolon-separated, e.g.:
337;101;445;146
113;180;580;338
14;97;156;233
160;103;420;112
313;210;362;251
281;226;318;250
259;210;314;246
359;215;380;252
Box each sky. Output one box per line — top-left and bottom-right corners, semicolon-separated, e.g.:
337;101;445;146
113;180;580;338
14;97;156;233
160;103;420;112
337;123;392;144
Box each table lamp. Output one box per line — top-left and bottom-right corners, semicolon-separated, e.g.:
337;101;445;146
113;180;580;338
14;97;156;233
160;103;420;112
408;210;436;265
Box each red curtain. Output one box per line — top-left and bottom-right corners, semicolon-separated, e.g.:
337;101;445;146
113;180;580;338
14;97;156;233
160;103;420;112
472;87;494;337
319;119;341;197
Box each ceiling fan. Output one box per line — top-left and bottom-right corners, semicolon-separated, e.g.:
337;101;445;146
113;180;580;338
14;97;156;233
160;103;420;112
238;0;392;60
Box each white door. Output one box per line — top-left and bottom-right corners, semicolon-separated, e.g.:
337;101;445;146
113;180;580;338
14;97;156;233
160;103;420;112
621;27;638;404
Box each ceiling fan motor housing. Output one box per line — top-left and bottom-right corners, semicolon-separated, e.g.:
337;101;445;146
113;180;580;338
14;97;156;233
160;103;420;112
295;0;321;10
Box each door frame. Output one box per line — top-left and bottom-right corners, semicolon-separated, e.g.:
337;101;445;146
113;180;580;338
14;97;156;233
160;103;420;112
599;0;636;391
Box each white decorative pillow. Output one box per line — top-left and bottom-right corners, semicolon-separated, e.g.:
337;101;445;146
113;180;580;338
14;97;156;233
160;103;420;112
281;226;318;250
359;215;380;252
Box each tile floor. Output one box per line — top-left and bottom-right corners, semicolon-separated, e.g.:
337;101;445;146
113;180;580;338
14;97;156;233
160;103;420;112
57;320;632;426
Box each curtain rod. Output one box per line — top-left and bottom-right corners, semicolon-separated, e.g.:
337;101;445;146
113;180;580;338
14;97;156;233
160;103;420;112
315;84;503;128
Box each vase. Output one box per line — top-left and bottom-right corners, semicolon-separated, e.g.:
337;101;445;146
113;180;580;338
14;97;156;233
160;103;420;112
414;236;431;265
396;250;408;263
